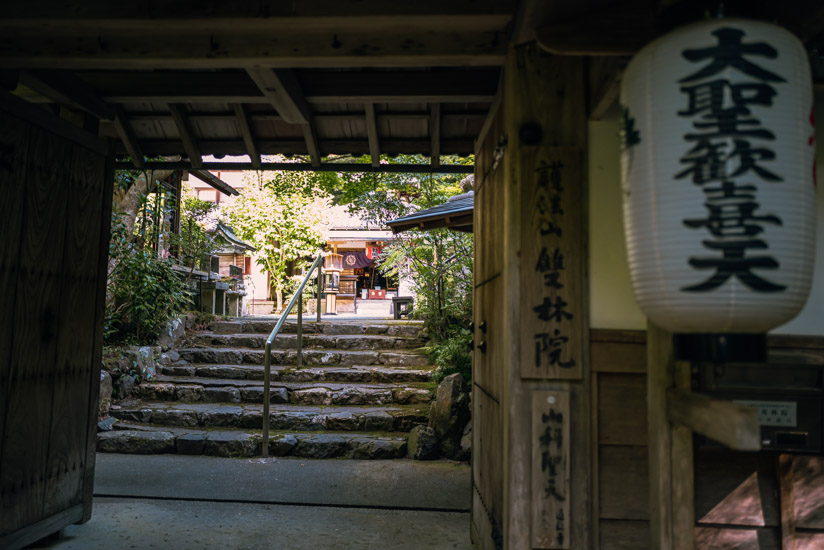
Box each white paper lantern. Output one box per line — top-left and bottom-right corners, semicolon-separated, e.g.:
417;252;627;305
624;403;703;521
620;19;816;334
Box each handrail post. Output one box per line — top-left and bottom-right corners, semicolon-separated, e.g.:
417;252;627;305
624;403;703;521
262;341;271;458
317;261;322;323
297;294;303;368
260;252;322;458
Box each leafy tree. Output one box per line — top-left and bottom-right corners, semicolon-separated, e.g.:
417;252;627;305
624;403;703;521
331;155;475;381
222;171;330;312
172;187;220;282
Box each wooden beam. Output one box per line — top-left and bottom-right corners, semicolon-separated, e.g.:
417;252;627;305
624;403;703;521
168;103;202;169
301;123;321;167
230;103;261;169
0;29;507;70
188;170;239;196
588;57;626;121
430;103;441;168
105;108;489;124
18;70;115;120
73;69;500;104
112;106;144;168
0;89;108;155
667;389;761;451
245;68;310;124
0;5;514;29
364;103;381;168
115;161;475;174
300;69;501;102
113;137;477;158
536;7;658;56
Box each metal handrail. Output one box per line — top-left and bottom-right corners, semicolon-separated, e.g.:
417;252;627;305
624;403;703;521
262;252;323;457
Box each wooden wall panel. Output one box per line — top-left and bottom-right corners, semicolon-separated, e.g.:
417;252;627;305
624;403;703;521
591;339;646;374
599;519;649;550
599;445;649;521
0;111;30;508
43;145;106;518
0;128;71;535
598;373;646;446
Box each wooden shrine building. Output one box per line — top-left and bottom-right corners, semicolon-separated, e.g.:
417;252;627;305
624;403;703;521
1;1;823;549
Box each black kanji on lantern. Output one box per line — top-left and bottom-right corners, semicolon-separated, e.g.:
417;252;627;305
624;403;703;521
677;26;786;293
679;28;785;84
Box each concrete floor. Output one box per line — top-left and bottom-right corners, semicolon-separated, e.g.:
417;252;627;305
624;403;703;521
29;455;472;550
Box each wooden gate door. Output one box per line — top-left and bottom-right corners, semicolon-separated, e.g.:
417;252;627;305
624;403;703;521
0;94;112;549
472;94;507;549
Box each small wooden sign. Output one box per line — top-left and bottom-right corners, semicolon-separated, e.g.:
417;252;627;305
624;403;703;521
520;147;583;380
532;390;571;549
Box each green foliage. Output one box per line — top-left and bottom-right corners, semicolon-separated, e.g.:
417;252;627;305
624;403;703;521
430;327;473;384
222;171;330;311
105;210;190;345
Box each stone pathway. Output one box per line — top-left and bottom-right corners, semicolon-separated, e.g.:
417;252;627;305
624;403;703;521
99;318;433;460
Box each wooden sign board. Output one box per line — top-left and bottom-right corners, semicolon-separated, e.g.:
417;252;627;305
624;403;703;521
532;390;571;549
520;147;583;380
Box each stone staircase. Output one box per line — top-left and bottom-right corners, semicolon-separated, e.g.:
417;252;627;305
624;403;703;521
98;318;434;459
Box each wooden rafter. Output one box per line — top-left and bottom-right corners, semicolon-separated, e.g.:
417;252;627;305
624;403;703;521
112;105;144;168
588;57;627;121
245;68;309;124
301;123;321;167
17;70;115;121
188;170;239;196
114;109;489;124
430;103;441;168
230;103;261;169
364;103;381;168
168;103;202;169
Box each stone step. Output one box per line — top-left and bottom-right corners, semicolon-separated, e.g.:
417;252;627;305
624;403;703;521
98;424;408;459
175;347;431;368
191;332;427;350
208;319;425;339
111;402;427;432
135;377;434;406
160;363;432;384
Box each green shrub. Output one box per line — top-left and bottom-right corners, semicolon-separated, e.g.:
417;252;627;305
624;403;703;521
430;327;473;385
105;212;190;345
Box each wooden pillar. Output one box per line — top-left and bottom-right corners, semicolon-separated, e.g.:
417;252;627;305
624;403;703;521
647;322;695;550
472;44;590;550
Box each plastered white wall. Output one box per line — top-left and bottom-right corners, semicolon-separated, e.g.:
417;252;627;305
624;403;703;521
588;107;646;330
588;98;824;336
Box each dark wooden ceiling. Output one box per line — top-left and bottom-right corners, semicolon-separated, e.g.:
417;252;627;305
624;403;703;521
1;0;822;172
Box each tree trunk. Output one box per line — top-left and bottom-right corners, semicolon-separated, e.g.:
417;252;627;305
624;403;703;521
113;169;175;236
